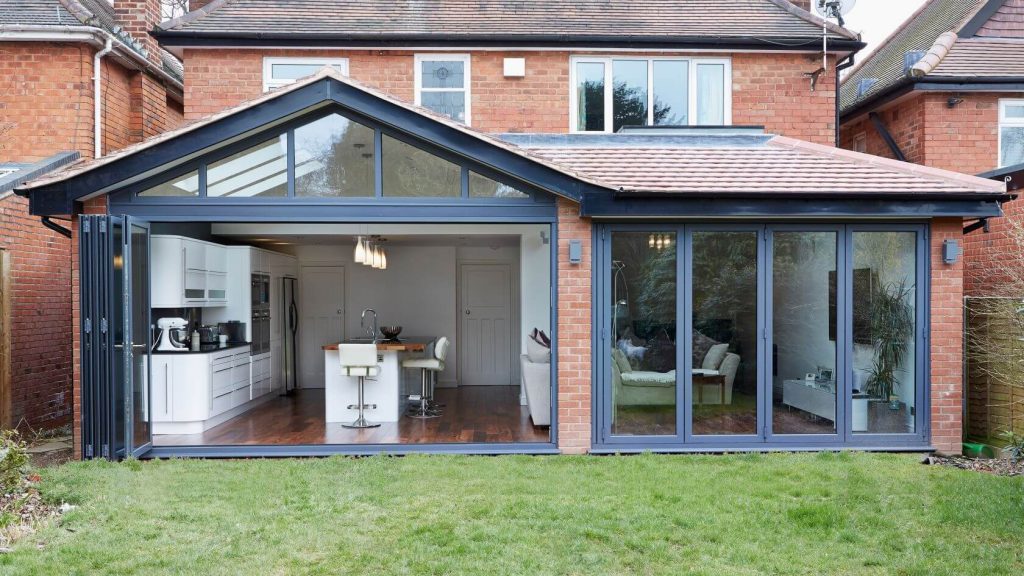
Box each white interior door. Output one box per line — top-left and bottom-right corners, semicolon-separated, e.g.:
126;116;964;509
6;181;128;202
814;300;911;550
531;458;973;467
460;264;512;386
299;266;344;388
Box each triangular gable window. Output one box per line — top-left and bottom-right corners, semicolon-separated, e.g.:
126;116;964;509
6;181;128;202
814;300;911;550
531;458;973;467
134;109;537;203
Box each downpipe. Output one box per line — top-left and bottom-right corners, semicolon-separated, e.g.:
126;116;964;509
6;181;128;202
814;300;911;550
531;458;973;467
94;37;114;158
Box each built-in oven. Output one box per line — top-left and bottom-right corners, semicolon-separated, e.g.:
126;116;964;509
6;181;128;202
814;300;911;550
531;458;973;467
250;274;270;356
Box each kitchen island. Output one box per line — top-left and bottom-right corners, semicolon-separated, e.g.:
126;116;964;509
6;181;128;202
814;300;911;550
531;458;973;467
322;339;430;424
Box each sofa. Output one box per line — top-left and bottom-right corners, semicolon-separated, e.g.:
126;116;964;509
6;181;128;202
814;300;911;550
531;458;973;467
612;343;739;407
520;337;551;426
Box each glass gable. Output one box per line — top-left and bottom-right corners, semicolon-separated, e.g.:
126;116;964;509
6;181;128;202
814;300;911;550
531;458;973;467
132;111;536;203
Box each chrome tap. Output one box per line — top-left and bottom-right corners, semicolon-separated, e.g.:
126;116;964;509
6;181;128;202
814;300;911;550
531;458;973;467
361;308;378;341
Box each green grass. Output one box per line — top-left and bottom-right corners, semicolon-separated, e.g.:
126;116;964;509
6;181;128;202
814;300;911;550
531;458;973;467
2;453;1023;575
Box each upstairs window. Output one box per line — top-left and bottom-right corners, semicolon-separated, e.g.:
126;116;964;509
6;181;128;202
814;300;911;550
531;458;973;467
1000;99;1024;168
263;57;349;92
415;54;471;124
572;57;731;133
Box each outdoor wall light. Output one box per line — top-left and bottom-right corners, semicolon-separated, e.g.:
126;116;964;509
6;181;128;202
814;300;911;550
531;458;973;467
943;239;960;264
568;240;582;264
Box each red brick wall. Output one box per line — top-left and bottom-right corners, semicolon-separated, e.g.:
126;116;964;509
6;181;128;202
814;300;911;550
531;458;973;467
556;199;592;453
840;94;927;164
0;43;94;161
0;194;73;431
930;217;965;455
184;49;838;142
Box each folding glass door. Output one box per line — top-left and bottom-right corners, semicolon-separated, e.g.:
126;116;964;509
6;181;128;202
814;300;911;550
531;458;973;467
599;223;927;449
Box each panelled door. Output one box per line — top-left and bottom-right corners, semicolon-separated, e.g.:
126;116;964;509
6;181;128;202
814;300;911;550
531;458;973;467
80;215;152;460
299;266;345;387
459;264;513;386
598;223;927;449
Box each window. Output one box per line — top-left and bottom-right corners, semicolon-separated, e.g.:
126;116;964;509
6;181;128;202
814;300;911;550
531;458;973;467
999;99;1024;168
571;57;730;133
415;54;471;124
382;135;461;197
207;136;288;198
853;132;867;153
139;169;199;197
294;114;375;198
263;57;349;92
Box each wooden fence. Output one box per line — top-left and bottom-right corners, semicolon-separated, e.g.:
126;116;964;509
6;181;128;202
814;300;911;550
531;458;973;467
965;297;1024;442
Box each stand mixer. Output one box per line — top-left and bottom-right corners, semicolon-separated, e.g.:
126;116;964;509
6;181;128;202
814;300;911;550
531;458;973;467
155;317;190;352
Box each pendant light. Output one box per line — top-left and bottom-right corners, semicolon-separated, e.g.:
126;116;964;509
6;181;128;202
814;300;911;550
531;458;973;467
648;234;655;248
371;243;382;269
354;236;366;264
380;250;388;270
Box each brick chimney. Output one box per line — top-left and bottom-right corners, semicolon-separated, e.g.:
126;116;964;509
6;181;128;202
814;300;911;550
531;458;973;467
189;1;217;11
113;0;164;66
790;0;814;12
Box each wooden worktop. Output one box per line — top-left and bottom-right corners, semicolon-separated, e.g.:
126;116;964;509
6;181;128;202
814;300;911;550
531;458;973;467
322;339;429;352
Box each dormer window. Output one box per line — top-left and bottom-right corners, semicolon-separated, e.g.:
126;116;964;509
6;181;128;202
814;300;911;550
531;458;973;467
571;56;731;133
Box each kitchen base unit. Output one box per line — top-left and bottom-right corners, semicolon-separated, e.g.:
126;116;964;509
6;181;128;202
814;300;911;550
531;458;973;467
150;344;279;435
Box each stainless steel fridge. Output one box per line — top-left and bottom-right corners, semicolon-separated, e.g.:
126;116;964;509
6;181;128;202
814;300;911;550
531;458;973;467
281;276;298;395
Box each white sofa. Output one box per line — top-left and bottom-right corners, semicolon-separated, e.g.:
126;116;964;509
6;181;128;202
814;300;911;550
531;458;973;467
520;354;551;426
612;345;740;406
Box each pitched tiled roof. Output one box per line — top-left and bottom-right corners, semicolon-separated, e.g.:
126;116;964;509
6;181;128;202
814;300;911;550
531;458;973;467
518;135;1005;197
157;0;857;43
0;0;184;83
976;0;1024;37
840;0;984;115
929;38;1024;77
19;67;1004;202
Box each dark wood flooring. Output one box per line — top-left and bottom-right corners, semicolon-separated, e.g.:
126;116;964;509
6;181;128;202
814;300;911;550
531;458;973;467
154;386;549;446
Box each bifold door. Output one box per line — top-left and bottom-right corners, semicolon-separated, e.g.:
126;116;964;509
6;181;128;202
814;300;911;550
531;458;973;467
80;216;152;460
597;223;929;450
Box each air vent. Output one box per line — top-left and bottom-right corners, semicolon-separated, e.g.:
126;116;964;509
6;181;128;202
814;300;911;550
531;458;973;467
903;51;926;73
857;78;879;98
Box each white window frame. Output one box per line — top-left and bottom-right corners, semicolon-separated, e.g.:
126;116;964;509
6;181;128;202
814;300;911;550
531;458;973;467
999;98;1024;168
569;56;732;134
262;57;349;92
414;54;472;125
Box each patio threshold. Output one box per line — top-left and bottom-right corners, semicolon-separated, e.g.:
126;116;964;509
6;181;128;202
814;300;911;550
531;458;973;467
144;442;561;459
588;445;935;455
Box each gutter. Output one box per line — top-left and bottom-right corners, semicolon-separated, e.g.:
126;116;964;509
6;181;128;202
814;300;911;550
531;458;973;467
40;216;72;238
152;30;865;52
94;37;114;158
0;25;183;100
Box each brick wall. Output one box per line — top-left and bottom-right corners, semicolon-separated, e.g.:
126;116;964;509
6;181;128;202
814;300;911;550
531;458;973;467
184;48;838;142
0;193;73;431
930;217;965;454
840;94;927;164
556;199;592;453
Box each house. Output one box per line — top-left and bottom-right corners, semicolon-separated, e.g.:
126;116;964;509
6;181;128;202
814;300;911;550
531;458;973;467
0;0;183;433
14;0;1008;459
838;0;1024;446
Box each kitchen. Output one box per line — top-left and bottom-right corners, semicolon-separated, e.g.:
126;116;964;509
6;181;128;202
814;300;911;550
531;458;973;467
144;223;552;447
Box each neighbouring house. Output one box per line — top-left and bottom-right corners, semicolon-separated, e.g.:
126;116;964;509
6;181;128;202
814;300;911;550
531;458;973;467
14;0;1009;460
839;0;1024;446
0;0;183;433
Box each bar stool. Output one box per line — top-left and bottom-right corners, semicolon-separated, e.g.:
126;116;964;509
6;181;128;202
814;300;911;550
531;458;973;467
402;336;449;419
338;343;380;429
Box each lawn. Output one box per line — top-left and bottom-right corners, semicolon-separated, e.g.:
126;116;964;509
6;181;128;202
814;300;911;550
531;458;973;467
2;452;1022;575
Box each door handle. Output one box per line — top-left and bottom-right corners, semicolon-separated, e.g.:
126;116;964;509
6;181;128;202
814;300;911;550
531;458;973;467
465;310;471;315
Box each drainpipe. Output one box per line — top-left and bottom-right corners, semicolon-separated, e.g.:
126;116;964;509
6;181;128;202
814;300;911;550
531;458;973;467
835;54;856;147
93;37;113;159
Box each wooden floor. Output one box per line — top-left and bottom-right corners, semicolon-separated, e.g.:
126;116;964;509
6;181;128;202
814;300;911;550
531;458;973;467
154;386;549;446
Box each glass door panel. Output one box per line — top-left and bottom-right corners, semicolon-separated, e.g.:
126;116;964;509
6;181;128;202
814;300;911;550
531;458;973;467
128;220;153;456
690;230;759;436
110;219;128;459
771;231;839;436
609;231;678;436
851;231;918;435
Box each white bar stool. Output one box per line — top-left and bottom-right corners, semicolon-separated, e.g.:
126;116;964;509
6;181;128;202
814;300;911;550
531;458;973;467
402;336;449;419
338;343;381;429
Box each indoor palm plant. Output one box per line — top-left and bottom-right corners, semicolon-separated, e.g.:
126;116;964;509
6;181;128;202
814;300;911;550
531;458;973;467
866;279;915;407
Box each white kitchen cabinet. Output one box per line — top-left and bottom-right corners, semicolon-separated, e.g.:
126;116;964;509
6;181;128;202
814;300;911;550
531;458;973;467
152;235;234;308
250;352;271;399
150;356;173;423
270;338;283;393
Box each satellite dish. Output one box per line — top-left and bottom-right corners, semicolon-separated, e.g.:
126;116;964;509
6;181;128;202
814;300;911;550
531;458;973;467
814;0;857;23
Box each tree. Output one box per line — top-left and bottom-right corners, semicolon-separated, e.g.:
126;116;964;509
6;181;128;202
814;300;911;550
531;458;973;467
161;0;188;19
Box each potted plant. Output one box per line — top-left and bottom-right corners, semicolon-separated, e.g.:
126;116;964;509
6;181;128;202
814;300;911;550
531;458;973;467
866;279;914;409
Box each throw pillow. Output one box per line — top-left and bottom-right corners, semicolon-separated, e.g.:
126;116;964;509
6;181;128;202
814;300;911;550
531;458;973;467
526;337;551;364
612;348;632;374
692;331;719;367
702;343;729;370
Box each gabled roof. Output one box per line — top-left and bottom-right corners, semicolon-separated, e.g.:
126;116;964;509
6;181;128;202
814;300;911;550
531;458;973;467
0;151;79;197
18;67;1006;219
841;0;1024;118
155;0;860;50
0;0;183;83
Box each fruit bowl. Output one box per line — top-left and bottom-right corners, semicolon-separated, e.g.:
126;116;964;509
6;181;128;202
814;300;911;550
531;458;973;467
379;326;402;340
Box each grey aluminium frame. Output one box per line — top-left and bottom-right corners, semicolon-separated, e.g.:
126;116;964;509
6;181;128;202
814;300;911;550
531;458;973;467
593;221;932;452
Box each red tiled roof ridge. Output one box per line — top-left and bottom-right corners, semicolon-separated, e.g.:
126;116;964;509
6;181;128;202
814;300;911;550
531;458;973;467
768;135;1005;192
909;30;958;77
761;0;859;40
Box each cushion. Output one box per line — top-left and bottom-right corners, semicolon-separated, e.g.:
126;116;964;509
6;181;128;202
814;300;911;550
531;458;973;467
526;337;551;364
621;370;676;388
702;343;729;370
611;348;632;374
692;331;720;367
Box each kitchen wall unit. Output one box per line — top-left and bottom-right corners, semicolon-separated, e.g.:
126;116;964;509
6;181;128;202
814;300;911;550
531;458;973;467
151;235;229;307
